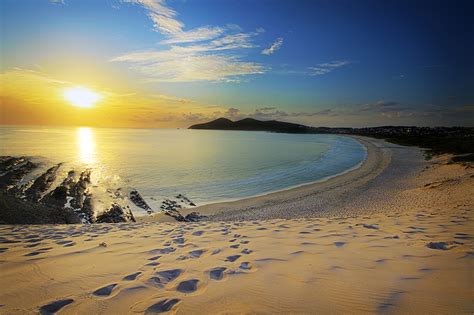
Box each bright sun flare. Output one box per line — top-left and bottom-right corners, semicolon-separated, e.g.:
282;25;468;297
64;87;101;108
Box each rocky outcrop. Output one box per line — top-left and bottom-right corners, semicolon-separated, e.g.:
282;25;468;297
96;203;136;223
41;170;76;208
0;191;81;224
163;210;208;222
0;155;206;224
159;195;205;222
176;194;196;207
0;160;37;190
184;212;208;222
25;163;62;201
69;169;91;210
130;190;153;214
0;156;27;174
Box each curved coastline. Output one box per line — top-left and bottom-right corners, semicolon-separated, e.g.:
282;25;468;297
177;135;368;209
150;135;420;221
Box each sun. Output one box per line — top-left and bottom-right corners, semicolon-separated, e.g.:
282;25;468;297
64;87;101;108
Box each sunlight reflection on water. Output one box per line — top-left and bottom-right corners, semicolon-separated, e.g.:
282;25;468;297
77;127;96;165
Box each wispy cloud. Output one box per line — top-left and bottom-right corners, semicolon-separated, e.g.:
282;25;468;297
49;0;65;5
309;60;350;76
115;0;266;82
123;0;224;44
111;43;265;82
261;37;284;55
160;26;225;44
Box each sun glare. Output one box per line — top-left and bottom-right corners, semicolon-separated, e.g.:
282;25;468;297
77;127;96;164
64;87;101;108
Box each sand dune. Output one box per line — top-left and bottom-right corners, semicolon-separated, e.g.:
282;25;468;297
0;139;473;314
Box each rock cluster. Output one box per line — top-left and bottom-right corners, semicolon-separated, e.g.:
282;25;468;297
96;203;136;223
129;190;153;214
0;156;207;224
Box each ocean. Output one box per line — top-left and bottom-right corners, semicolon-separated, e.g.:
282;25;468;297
0;126;366;215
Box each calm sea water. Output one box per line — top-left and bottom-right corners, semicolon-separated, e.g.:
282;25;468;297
0;126;366;215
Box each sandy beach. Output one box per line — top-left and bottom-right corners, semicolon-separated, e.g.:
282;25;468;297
0;137;473;314
148;136;421;221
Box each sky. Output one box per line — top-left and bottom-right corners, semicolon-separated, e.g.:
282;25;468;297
0;0;473;128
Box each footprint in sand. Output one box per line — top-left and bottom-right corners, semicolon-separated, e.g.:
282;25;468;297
39;298;74;315
145;298;181;314
177;279;199;293
155;269;183;284
230;244;239;249
93;284;117;297
192;231;204;236
209;267;226;280
172;237;185;245
239;262;252;270
25;243;41;248
122;272;142;281
148;255;161;261
334;241;346;248
226;255;241;262
25;246;53;256
189;249;205;258
150;247;176;255
241;248;253;255
147;276;163;287
145;262;160;267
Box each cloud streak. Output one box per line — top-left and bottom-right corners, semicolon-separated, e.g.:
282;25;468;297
309;60;350;76
262;37;283;55
49;0;65;4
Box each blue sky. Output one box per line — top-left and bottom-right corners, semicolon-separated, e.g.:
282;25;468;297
1;0;473;127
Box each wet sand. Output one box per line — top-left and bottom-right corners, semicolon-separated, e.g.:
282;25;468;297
0;138;473;314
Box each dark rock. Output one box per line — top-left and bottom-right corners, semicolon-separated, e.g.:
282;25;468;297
0;191;81;224
41;171;76;208
80;194;95;223
184;212;208;222
69;169;91;210
130;190;153;214
0;160;37;190
25;163;62;202
96;203;136;223
0;156;25;174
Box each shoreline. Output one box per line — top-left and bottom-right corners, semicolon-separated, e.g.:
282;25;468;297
174;135;368;213
143;135;402;222
0;139;472;313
